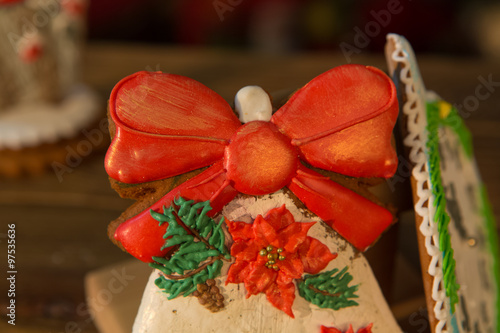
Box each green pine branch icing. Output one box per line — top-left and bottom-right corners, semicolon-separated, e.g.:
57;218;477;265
152;260;223;300
297;266;359;310
426;101;462;313
149;197;229;300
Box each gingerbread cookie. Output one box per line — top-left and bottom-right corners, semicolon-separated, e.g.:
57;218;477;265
385;34;500;333
105;66;403;332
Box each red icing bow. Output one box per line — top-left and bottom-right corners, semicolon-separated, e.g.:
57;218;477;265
105;65;398;262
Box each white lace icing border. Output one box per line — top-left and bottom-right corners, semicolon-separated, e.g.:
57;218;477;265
386;34;451;333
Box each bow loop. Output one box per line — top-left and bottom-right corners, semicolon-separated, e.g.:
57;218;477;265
105;71;241;184
271;64;398;178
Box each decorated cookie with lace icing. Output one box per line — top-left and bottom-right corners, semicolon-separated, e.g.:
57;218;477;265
385;34;500;333
105;65;403;332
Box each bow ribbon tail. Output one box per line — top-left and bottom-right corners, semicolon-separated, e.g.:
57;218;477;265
114;161;238;263
287;165;393;251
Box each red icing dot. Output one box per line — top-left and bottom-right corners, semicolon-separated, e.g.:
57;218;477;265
19;42;43;63
224;121;299;195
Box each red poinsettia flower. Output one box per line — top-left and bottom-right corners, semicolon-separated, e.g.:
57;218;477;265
105;65;398;262
226;205;337;317
321;323;373;333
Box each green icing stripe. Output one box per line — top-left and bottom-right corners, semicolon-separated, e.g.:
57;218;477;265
427;101;500;323
426;101;460;313
480;185;500;332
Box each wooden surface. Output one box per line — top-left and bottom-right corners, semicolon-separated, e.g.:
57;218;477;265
85;259;152;333
0;42;499;333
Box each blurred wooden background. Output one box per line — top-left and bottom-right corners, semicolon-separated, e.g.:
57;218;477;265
0;43;499;332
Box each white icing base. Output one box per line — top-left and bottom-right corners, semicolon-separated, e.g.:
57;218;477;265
0;84;100;150
133;191;401;333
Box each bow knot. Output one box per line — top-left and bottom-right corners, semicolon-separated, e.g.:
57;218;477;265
225;121;299;196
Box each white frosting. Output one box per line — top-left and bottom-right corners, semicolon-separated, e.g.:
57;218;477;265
133;191;401;333
234;86;273;123
0;84;100;150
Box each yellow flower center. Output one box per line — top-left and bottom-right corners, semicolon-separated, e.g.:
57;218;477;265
260;246;285;270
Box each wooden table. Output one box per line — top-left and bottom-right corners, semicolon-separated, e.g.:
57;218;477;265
1;43;499;333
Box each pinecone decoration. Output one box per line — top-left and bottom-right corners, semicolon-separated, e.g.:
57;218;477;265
192;279;225;312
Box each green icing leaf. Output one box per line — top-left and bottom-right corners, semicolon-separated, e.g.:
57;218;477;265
207;259;223;278
176;242;207;256
184;249;220;262
153;261;224;300
175;197;194;216
298;266;359;311
150;209;170;223
164;234;195;248
209;217;229;256
148;197;228;300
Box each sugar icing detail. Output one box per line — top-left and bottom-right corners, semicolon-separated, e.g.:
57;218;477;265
234;85;273;123
386;33;450;332
426;101;461;313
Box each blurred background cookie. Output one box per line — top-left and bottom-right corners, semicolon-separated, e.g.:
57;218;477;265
0;0;102;177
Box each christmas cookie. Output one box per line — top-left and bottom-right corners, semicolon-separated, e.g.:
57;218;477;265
105;65;403;332
385;34;500;333
0;0;101;177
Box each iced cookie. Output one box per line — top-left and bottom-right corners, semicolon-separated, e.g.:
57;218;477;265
385;33;500;333
105;65;403;332
0;0;101;177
